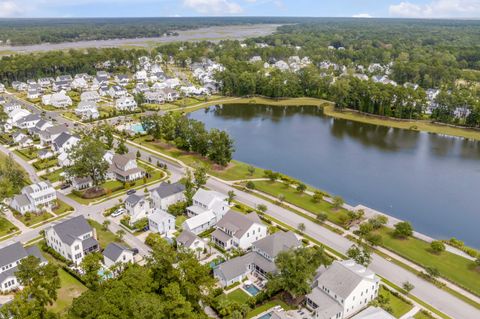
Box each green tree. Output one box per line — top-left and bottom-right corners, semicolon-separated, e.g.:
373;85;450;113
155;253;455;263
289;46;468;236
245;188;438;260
207;129;234;166
227;190;236;205
257;204;267;213
102;220;111;231
183;170;195;206
267;247;330;299
393;221;414;238
296;183;307;193
298;223;306;232
80;252;103;290
65;137;109;189
425;267;440;278
347;244;372;267
312;191;323;203
245;181;255;190
316;212;327;223
403;281;415;292
116;229;126;241
247;165;255;176
430;241;446;254
332;196;344;209
167;201;188;216
116;138;129;155
193;165;208;189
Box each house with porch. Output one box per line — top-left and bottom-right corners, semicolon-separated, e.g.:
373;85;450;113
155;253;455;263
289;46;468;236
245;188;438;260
103;243;134;268
10;181;57;215
176;229;206;258
45;215;99;265
115;96;137;111
124;194;152;225
106;153;145;182
211;211;267;251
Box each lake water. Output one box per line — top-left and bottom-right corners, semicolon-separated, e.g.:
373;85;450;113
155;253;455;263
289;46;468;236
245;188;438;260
189;104;480;248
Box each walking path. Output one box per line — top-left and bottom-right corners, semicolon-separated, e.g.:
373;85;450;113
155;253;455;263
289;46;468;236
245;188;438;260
400;306;420;319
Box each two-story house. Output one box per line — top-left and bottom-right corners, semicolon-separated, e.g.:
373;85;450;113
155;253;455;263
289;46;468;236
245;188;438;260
39;124;69;146
124;194;152;226
103;242;134;269
214;231;301;287
148;209;176;235
106;153;145;182
305;260;380;319
115;96;137;111
10;181;57;214
211;211;267;250
0;242;46;293
151;181;185;210
183;189;231;235
176;229;206;258
45;215;99;265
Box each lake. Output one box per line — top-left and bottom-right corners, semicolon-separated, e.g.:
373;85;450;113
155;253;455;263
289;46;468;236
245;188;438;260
189;104;480;248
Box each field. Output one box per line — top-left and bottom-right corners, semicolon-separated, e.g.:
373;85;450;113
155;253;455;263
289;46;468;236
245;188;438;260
14;211;54;227
0;216;18;237
88;219;128;248
48;268;87;314
379;286;413;318
376;227;480;296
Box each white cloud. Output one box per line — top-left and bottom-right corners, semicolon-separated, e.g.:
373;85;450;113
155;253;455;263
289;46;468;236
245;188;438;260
182;0;244;15
352;13;373;18
389;0;480;18
0;1;24;17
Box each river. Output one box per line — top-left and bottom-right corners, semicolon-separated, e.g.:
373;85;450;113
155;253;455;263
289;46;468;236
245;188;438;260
189;104;480;248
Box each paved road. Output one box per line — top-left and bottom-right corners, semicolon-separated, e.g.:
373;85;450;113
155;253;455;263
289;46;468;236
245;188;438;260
2;95;479;318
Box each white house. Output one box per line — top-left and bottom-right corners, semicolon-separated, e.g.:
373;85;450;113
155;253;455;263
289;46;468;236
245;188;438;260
135;70;148;82
103;242;134;268
351;306;395;319
151;181;185;210
39;124;69;146
75;101;99;120
80;90;101;103
45;215;99;265
15;114;41;129
124;194;152;225
214;231;301;287
0;242;47;293
71;77;89;90
306;260;381;319
176;229;206;258
52;132;79;155
211;211;267;250
106;153;144;182
109;85;127;98
42;90;72;108
148;209;175;235
183;189;230;235
115;96;137;111
10;181;57;214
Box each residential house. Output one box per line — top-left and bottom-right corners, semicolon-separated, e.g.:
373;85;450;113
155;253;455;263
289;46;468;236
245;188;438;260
38;78;53;88
134;83;150;94
12;131;28;144
38;149;54;160
135;70;148;82
4;101;21;113
148;209;176;235
5;109;30;131
71;77;89;90
109;85;127;99
151;181;185;210
115;74;130;86
96;71;110;81
211;211;267;250
183;189;230;235
75;101;99;120
124;194;152;225
71;176;93;190
27;87;41;99
106;153;145;182
52;132;79;155
115;96;137;111
213;231;301;287
351;306;395;319
52;80;71;92
45;215;99;265
17;135;33;148
162;88;179;101
15;114;41;129
176;229;206;258
103;242;134;268
28;119;52;136
0;83;5;93
144;91;165;104
0;96;5;105
42;90;72;108
305;260;380;319
10;181;57;214
12;81;27;91
0;242;46;293
39;124;69;146
80;90;101;103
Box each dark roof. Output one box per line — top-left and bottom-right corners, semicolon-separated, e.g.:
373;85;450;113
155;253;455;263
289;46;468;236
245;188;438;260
253;231;300;258
82;237;99;251
125;194;143;206
53;132;73;149
153;181;185;198
177;229;200;247
0;242;27;268
103;242;129;261
51;215;93;245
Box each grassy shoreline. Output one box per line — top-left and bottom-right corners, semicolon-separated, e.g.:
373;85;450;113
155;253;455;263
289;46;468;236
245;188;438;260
183;96;480;141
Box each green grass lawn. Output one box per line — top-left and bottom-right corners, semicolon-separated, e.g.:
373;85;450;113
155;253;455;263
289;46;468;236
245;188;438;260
88;219;127;249
379;286;413;318
53;200;74;215
0;216;18;237
13;148;38;161
175;215;187;228
376;227;480;296
14;211;54;227
246;300;293;318
414;310;436;319
251;181;351;226
48;267;87;315
133;136;265;181
41;169;65;183
216;288;252;305
33;158;58;171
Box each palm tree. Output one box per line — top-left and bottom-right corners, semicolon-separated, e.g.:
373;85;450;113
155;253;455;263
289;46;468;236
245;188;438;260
102;220;111;231
116;229;126;241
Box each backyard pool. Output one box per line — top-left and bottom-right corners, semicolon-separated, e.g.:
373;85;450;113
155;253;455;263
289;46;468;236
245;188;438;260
257;312;272;319
244;284;261;296
130;123;146;134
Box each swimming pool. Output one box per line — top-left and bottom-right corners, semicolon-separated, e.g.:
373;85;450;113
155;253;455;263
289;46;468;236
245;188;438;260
244;284;261;296
257;312;272;319
130;123;146;134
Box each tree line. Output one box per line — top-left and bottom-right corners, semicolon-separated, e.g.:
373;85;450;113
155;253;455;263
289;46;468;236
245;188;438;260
141;112;235;166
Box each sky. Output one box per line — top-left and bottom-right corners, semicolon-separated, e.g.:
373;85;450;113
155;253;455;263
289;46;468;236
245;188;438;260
1;0;480;19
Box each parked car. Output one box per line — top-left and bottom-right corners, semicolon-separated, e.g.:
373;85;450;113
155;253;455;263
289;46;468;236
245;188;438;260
111;208;126;217
126;189;136;195
60;184;70;190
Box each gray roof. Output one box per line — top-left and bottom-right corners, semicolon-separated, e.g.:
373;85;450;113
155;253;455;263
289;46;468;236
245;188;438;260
253;231;300;258
103;242;130;262
0;242;27;268
177;229;201;247
125;194;143;206
51;215;93;245
153;181;185;198
306;287;343;319
17;114;41;124
215;252;254;282
316;260;379;300
351;306;396;319
53;132;73;149
12;194;32;208
216;211;261;239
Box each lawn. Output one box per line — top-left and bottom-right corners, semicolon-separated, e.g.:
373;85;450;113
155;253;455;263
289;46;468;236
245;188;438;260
376;227;480;296
251;181;351;226
53;200;74;215
246;300;293;318
33;158;58;171
379;286;413;318
133;136;264;181
0;216;18;237
48;267;87;315
414;310;436;319
216;288;252;305
13;148;38;161
88;219;127;249
14;211;54;227
175;215;187;228
41;169;65;183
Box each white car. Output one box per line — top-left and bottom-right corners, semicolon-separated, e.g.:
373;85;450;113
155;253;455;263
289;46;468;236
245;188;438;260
111;208;126;217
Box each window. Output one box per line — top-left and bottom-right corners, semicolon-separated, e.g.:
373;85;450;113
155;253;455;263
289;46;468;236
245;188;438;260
74;245;80;251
